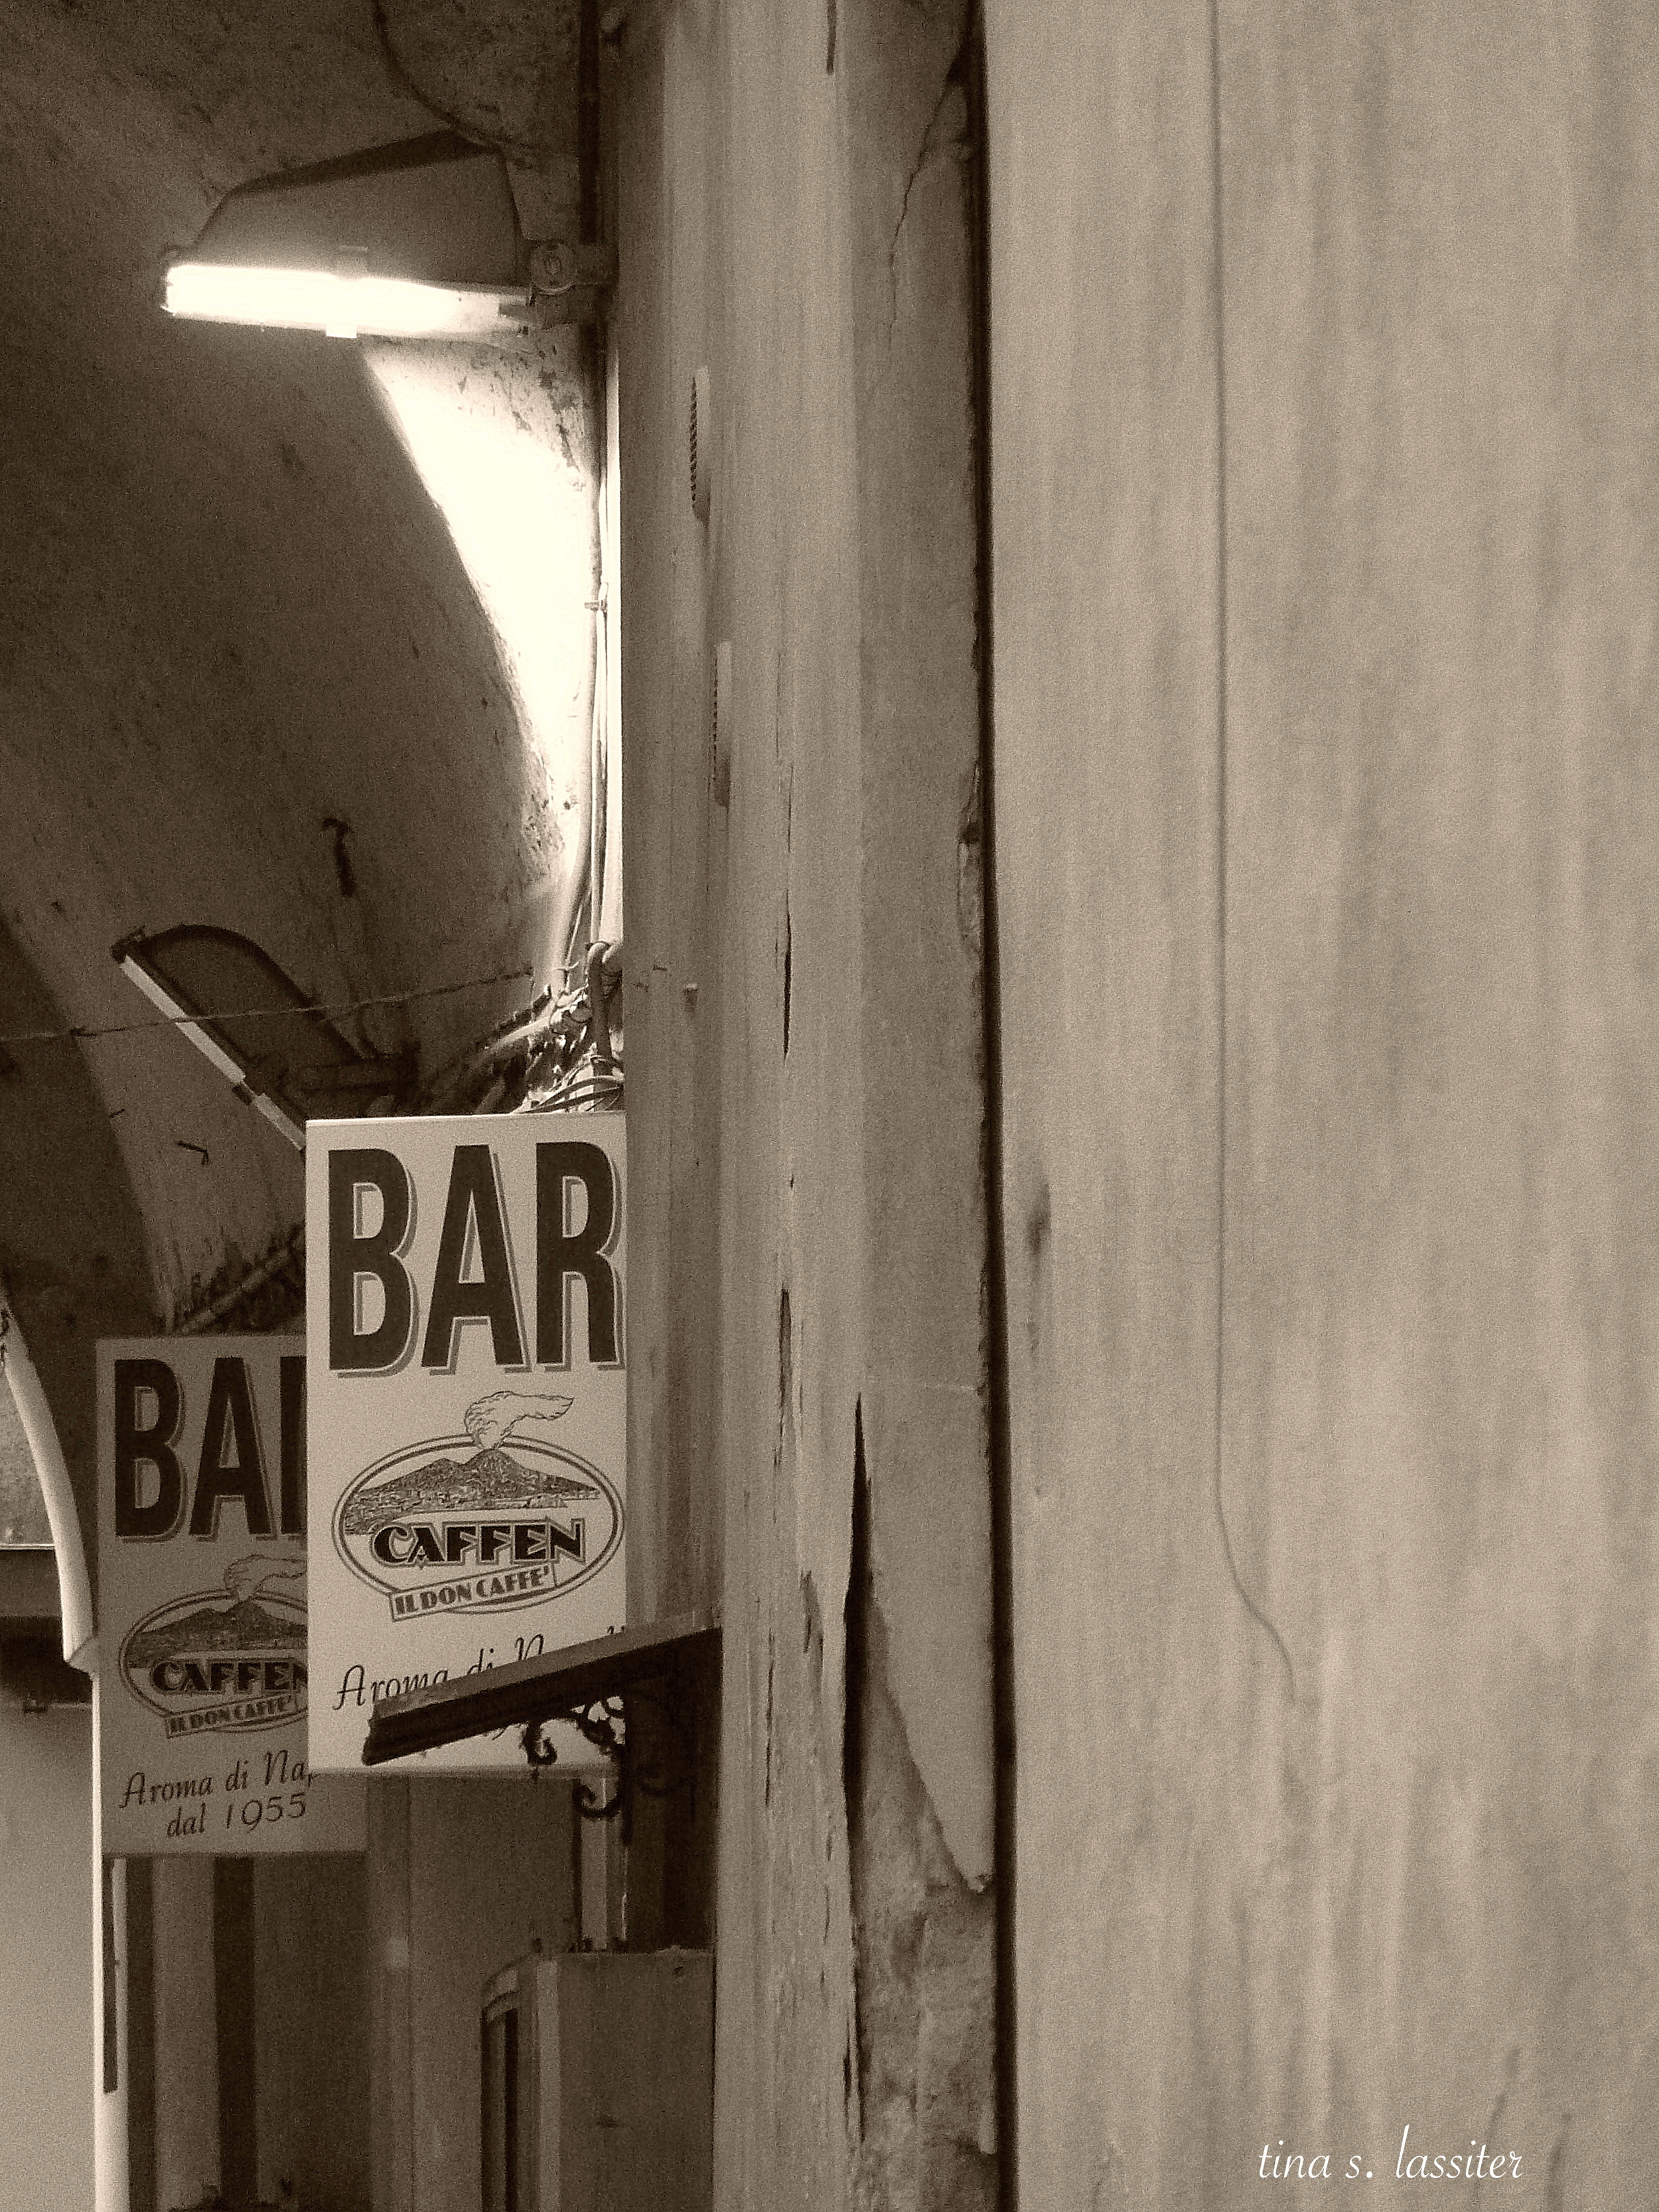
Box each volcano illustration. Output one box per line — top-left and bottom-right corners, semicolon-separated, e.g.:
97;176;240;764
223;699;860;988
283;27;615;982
340;1392;600;1535
124;1597;306;1664
339;1444;600;1535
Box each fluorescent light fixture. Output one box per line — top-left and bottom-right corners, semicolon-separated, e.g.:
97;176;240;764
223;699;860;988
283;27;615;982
163;131;532;344
117;949;309;1149
165;262;530;340
111;925;415;1149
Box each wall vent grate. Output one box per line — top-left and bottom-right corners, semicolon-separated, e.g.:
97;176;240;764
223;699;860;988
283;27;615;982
690;366;712;522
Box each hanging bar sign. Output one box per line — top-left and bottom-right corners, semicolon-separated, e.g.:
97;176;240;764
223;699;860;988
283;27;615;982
96;1336;365;1853
305;1114;626;1770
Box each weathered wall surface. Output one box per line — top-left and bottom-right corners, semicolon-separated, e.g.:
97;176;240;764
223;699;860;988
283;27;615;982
254;1856;372;2211
616;0;995;2203
367;1775;575;2212
989;1;1659;2202
0;1710;95;2212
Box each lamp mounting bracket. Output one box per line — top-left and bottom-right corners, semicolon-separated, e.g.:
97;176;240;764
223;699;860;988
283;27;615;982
527;240;616;326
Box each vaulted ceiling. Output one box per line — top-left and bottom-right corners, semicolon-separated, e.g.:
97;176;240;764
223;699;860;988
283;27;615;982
0;0;589;1570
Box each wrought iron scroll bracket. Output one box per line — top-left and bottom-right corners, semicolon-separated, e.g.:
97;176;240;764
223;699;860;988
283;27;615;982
519;1684;695;1844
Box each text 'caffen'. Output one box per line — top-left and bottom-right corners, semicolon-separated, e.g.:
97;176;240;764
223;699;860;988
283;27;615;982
326;1141;621;1374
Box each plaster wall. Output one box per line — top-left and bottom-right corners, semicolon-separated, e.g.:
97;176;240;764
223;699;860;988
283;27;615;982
0;1708;94;2212
615;0;994;2203
987;1;1659;2201
367;1775;576;2212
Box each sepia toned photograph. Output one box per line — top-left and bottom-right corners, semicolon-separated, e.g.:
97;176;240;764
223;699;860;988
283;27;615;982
1;1;1638;2207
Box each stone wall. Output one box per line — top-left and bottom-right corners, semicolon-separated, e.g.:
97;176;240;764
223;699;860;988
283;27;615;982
989;1;1659;2201
614;1;996;2203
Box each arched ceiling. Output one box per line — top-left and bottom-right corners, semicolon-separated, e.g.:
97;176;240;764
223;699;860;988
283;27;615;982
0;0;591;1562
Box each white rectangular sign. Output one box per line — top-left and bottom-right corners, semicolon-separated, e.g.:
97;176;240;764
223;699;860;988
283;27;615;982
305;1114;626;1770
97;1337;365;1854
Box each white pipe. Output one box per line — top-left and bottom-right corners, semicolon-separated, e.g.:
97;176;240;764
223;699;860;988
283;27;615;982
589;346;611;946
0;1283;98;1669
600;324;625;947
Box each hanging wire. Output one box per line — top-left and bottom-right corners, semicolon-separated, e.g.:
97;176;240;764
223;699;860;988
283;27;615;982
0;965;535;1052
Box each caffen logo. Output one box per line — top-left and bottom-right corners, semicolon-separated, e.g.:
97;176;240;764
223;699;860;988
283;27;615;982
119;1552;307;1739
332;1389;623;1623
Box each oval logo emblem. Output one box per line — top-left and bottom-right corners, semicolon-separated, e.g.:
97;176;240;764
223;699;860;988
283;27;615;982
119;1580;308;1739
331;1430;624;1623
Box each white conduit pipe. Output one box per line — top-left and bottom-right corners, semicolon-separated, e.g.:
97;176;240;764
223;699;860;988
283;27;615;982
0;1284;97;1670
590;408;610;946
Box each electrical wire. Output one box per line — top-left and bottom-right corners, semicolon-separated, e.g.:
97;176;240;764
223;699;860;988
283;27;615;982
0;965;534;1051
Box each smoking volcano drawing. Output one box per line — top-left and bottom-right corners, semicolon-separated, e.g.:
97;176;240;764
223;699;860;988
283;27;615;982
119;1552;308;1737
331;1390;624;1621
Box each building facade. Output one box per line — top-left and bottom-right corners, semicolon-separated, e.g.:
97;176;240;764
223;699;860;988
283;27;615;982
5;1;1659;2207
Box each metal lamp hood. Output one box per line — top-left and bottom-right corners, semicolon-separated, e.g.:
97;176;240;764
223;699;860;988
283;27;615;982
164;131;532;340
